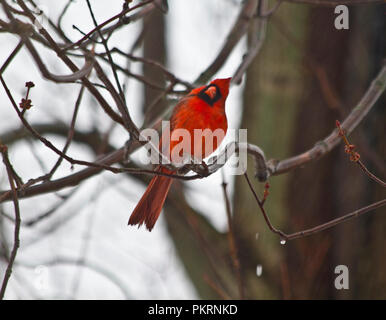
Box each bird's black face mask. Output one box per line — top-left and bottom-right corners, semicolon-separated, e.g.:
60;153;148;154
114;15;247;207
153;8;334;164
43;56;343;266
197;84;222;106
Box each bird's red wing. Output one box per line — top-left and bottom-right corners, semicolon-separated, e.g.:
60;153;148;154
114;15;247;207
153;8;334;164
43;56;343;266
159;96;190;155
169;96;193;131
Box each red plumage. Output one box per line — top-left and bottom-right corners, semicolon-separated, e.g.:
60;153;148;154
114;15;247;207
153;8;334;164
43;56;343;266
128;78;231;231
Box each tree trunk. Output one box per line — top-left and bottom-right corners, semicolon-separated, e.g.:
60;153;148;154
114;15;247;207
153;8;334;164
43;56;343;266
233;4;309;299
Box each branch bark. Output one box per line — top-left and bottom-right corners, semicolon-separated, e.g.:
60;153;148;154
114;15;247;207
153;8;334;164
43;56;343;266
0;145;21;299
267;62;386;176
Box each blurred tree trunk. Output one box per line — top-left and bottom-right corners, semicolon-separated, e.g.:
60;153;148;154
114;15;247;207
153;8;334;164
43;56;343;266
142;9;167;123
233;4;309;299
284;7;350;300
332;5;386;299
283;5;386;299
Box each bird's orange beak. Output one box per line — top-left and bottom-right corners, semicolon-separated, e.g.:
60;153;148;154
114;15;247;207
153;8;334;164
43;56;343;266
205;86;218;99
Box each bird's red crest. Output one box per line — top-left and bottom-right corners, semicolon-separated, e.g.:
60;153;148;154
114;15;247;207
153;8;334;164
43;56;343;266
210;77;231;98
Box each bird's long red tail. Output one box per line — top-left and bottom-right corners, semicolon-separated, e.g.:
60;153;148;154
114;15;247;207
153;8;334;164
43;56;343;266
128;167;173;231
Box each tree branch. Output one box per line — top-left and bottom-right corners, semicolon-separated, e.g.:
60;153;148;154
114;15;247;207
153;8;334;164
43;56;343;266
221;172;244;299
62;0;154;51
336;120;386;187
232;0;267;84
244;172;386;241
267;62;386;176
195;0;259;85
0;144;21;300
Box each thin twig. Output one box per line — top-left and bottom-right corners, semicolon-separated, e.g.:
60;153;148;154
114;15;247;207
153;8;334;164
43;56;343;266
92;60;138;135
27;0;71;43
267;62;386;176
0;40;23;74
0;74;151;179
46;84;86;180
282;199;386;240
85;0;126;105
23;36;94;83
336;120;386;187
24;189;78;226
203;274;231;300
4;0;125;126
243;173;287;239
258;0;283;18
221;171;244;299
195;0;259;85
285;199;386;240
62;0;154;51
233;0;267;84
0;145;21;300
109;47;193;89
57;0;73;30
244;172;386;241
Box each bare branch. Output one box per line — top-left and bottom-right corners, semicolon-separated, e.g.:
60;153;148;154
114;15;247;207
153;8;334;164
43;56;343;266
23;37;94;83
3;0;125;125
203;274;231;300
62;0;154;51
221;172;244;299
85;0;126;105
336;120;386;187
267;62;386;176
0;40;23;74
282;199;386;240
92;60;138;135
244;172;386;241
195;0;259;85
0;144;21;300
258;0;283;18
108;47;193;89
243;172;287;240
46;84;86;180
232;0;267;84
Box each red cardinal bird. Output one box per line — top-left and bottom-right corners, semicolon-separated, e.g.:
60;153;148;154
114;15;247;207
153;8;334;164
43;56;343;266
128;78;231;231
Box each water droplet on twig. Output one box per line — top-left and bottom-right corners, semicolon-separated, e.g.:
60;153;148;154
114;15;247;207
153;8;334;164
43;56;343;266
280;239;286;245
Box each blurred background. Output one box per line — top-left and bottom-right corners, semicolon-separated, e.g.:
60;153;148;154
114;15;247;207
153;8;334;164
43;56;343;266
0;0;385;299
